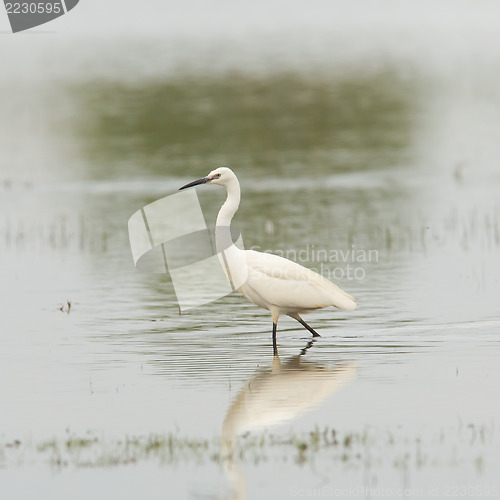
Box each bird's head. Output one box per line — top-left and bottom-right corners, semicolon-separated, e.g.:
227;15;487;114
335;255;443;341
179;166;236;190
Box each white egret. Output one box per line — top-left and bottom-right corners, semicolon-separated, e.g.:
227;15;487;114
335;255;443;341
179;167;357;354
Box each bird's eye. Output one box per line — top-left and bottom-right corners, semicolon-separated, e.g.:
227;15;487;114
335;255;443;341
215;173;221;178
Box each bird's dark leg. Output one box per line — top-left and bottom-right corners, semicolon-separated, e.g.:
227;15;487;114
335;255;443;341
272;321;278;356
288;313;321;337
298;318;321;337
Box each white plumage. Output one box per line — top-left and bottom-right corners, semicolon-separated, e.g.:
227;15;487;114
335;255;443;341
180;167;357;354
241;250;356;313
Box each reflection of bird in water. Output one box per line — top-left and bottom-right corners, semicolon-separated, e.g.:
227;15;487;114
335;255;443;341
180;167;357;354
222;348;356;439
219;341;356;500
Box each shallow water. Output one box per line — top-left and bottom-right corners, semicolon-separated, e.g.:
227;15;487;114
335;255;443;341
1;2;500;498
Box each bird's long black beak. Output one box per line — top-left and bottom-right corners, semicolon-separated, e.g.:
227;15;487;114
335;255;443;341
179;176;210;190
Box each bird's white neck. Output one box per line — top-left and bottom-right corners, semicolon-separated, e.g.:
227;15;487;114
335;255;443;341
213;172;247;289
216;177;241;228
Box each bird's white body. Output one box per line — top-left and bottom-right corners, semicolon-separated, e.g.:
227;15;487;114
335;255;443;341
180;167;356;349
237;249;356;317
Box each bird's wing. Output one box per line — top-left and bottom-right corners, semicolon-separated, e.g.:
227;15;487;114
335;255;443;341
243;250;357;311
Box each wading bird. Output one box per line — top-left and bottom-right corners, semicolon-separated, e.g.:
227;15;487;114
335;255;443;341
179;167;356;355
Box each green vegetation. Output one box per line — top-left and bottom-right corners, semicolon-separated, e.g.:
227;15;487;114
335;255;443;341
1;424;494;471
73;69;417;179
